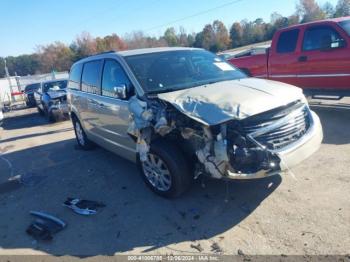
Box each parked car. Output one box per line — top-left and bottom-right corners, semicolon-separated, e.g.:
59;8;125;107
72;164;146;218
228;16;350;97
67;47;323;198
34;79;69;122
24;82;41;107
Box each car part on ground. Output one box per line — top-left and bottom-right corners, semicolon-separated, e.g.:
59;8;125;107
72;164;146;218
63;198;106;215
26;211;66;241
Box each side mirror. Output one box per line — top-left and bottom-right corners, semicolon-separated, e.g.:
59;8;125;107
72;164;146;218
113;84;127;99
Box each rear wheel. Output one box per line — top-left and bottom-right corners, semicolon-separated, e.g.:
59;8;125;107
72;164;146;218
72;117;95;150
138;139;192;198
37;106;44;115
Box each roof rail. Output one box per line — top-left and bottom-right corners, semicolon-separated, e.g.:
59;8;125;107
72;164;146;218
88;50;116;57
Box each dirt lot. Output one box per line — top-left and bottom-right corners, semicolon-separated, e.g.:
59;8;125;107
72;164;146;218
0;99;349;257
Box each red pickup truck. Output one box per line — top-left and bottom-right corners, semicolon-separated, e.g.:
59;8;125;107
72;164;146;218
228;17;350;96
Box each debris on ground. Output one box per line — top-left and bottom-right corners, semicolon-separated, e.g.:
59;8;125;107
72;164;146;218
237;249;245;256
26;211;66;241
193;214;200;220
210;242;223;253
0;179;22;194
190;243;203;252
17;172;47;186
63;198;106;215
178;211;186;219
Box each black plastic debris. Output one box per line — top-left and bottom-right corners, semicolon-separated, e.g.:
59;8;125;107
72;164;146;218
26;211;66;241
63;198;106;215
190;243;204;252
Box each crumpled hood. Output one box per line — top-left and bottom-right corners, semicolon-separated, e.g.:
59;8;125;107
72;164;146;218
47;90;66;100
157;78;305;125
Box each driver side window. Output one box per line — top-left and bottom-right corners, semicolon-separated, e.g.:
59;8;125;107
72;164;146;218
102;60;132;99
302;26;345;51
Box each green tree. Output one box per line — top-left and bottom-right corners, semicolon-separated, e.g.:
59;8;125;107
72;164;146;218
334;0;350;17
164;27;178;46
37;42;73;73
201;24;216;51
230;22;243;47
322;2;335;18
212;20;231;51
71;32;98;61
297;0;326;23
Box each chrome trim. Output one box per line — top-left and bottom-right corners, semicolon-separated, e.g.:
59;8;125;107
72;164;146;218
99;126;129;138
271;73;350;78
247;104;314;154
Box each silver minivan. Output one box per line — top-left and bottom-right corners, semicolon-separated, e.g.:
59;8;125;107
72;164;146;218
67;47;323;198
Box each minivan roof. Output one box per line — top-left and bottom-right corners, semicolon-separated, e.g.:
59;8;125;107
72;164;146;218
117;47;202;56
76;47;203;64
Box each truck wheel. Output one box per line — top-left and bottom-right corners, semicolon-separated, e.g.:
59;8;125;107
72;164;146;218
47;110;56;123
72;117;95;150
138;139;192;198
37;106;44;115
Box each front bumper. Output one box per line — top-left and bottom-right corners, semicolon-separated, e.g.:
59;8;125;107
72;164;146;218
49;102;69;118
227;110;323;179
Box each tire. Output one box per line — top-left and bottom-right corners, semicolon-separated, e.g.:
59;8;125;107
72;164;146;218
137;139;192;198
37;106;44;115
47;110;57;123
72;116;95;150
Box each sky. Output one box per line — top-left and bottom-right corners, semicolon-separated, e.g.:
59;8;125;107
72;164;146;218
0;0;338;56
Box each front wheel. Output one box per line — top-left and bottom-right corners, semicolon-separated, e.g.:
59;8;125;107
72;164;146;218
138;139;192;198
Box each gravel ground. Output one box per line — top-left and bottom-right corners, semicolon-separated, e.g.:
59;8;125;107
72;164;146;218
0;99;349;257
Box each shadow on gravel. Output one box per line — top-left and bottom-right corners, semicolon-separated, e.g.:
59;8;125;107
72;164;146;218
1;111;50;130
310;103;350;145
0;138;281;256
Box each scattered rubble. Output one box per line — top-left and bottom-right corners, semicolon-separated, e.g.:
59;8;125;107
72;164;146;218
63;198;105;215
190;243;203;252
210;242;223;253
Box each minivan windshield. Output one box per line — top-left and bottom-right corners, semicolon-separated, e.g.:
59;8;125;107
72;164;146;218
339;19;350;36
124;50;246;94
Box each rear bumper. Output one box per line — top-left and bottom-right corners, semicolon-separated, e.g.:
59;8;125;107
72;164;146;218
227;110;323;179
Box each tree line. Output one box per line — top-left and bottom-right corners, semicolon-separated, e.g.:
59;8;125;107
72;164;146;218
0;0;349;78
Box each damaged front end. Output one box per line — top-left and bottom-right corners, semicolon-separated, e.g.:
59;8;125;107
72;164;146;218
47;92;69;120
127;94;322;180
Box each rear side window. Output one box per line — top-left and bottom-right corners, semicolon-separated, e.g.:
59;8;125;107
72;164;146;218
339;20;350;36
101;60;132;98
69;63;83;90
81;60;103;94
303;26;345;51
277;29;299;53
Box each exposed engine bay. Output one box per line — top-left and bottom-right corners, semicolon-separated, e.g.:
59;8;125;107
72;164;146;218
127;93;311;180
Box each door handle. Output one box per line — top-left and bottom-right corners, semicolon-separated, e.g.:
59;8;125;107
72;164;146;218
298;55;308;62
